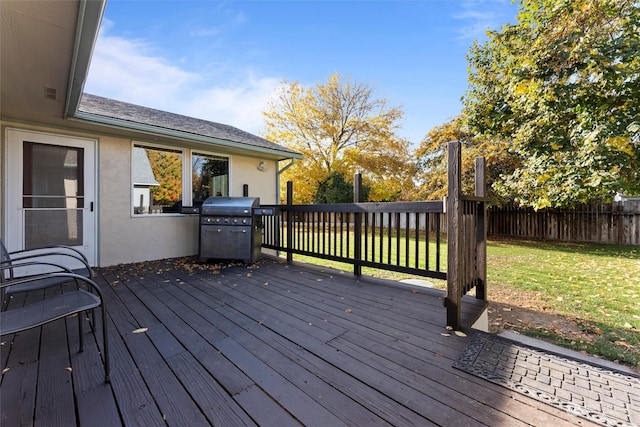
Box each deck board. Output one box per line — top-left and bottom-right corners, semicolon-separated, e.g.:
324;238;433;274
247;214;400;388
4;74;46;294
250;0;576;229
0;257;596;426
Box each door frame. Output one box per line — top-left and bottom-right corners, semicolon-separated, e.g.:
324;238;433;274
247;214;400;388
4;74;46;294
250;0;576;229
3;128;98;266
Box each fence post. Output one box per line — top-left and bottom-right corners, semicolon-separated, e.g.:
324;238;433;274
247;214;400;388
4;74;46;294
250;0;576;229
475;156;487;301
354;173;363;276
446;141;463;329
286;181;293;264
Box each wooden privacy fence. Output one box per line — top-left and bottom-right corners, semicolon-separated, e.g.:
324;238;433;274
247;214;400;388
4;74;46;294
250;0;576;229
260;140;487;330
488;205;640;246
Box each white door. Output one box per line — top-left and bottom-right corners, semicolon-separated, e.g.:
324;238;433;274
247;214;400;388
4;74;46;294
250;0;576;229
4;129;97;266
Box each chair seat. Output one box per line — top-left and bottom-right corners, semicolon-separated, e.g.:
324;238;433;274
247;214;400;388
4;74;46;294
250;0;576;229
0;289;100;335
3;267;91;296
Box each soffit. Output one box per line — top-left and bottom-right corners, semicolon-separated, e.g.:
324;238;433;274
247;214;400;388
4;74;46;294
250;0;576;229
0;1;79;124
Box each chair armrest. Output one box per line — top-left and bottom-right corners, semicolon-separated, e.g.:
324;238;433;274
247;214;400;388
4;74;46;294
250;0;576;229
0;272;104;297
9;245;89;265
1;261;73;276
3;251;92;276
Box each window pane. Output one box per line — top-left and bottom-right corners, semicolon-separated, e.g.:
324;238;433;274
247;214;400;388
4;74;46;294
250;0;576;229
192;153;229;201
25;209;82;248
23;142;84;208
133;145;182;214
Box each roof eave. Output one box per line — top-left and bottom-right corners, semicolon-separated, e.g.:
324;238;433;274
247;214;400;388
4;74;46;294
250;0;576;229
64;0;107;118
70;111;303;160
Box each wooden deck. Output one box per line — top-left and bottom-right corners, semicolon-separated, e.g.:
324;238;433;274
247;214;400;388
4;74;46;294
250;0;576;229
1;257;594;426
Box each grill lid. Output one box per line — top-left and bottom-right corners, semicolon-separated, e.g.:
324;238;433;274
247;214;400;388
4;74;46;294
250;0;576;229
200;196;260;216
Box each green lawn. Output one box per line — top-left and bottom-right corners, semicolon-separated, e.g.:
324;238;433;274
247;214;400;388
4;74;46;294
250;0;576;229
288;239;640;368
486;239;639;367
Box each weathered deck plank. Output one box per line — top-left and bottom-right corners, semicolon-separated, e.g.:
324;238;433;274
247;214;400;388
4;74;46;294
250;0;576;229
0;257;596;426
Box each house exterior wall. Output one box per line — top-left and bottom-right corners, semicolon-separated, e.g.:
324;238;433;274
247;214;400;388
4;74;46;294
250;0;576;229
1;120;281;267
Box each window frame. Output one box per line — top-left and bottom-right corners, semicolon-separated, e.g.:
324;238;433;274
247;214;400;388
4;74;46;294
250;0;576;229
131;142;232;217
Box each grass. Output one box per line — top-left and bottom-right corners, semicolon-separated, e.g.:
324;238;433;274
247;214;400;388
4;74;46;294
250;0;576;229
288;238;640;368
486;239;639;368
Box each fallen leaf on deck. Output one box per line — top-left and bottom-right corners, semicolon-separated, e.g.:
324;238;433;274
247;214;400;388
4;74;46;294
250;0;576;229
441;333;451;337
2;368;9;374
66;367;72;372
412;290;418;294
454;331;467;337
502;308;512;312
132;328;148;334
345;308;352;313
445;325;454;331
264;282;269;286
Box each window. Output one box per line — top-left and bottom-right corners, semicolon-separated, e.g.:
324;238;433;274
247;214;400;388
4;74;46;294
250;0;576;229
192;153;229;201
132;144;229;215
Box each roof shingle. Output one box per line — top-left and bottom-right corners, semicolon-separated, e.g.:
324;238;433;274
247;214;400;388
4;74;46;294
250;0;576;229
78;94;299;157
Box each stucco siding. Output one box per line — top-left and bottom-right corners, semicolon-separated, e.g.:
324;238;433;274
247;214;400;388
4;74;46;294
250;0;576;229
231;156;278;203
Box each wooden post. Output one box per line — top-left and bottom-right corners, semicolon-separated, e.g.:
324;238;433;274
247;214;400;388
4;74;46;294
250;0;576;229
446;141;463;329
354;173;362;276
286;181;293;264
475;157;487;301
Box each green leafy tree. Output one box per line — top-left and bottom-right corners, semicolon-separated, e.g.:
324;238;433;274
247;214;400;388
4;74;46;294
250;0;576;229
264;73;415;203
314;172;370;203
413;115;521;203
464;0;640;209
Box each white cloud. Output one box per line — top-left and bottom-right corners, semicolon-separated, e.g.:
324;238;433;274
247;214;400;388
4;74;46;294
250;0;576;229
84;19;280;135
454;0;517;41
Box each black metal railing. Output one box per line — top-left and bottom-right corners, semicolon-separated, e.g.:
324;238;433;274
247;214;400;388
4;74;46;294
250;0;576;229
260;201;447;280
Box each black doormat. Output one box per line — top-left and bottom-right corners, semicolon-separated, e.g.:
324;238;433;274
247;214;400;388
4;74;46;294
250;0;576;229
453;332;640;427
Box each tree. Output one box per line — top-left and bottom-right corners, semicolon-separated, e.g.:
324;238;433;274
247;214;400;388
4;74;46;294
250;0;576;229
264;73;415;203
147;149;182;205
412;115;521;202
314;171;370;204
464;0;640;209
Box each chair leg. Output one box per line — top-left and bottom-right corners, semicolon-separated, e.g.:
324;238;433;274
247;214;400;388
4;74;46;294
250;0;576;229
78;311;85;352
101;307;110;383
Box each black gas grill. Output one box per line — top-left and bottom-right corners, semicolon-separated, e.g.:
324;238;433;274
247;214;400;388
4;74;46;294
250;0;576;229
198;196;263;263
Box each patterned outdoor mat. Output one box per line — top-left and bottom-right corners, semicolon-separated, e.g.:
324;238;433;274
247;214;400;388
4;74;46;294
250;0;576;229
453;332;640;427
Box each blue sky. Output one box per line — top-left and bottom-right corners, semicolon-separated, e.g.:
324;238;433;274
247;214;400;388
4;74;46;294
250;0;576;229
85;0;518;146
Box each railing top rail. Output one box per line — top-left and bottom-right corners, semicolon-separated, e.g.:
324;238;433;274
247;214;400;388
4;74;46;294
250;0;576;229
261;201;444;214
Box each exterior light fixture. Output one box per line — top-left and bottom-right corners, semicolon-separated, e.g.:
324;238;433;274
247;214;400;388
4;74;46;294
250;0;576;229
257;161;268;171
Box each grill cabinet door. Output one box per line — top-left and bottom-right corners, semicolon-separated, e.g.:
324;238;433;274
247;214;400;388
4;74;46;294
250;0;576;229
200;225;252;261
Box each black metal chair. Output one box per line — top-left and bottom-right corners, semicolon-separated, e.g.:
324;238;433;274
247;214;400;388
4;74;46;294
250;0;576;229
0;272;110;382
